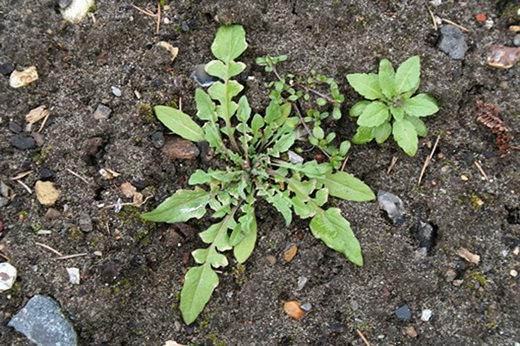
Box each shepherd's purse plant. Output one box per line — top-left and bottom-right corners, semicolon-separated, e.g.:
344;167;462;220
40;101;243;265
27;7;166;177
347;56;439;156
142;25;375;324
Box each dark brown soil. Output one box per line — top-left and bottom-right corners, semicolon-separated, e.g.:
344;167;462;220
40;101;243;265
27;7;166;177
1;0;519;345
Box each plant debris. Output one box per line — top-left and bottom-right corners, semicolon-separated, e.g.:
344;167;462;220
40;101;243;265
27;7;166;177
486;45;520;69
25;105;50;126
457;247;480;265
475;100;514;156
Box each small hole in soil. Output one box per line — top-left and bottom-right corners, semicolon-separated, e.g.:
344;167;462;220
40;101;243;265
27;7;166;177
506;207;520;225
93;186;104;201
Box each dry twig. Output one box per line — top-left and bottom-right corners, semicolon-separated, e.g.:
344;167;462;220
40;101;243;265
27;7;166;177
35;242;64;257
474;161;489;181
17;180;32;194
387;156;398;174
356;329;371;346
441;18;470;32
56;253;88;260
427;6;438;31
66;168;90;185
418;135;440;185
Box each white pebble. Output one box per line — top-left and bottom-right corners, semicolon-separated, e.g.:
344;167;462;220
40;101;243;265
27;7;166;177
0;262;17;291
421;309;433;322
511;269;518;278
484;18;494;30
66;267;80;285
111;86;122;97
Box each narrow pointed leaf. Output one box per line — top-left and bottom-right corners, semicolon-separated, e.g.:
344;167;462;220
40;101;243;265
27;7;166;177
154;106;204;142
378;59;395;99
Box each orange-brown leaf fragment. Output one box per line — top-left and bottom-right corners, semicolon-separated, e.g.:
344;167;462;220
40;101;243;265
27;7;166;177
283;244;298;262
283;301;305;320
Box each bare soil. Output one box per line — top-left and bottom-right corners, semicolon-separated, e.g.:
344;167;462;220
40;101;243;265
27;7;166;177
1;0;519;345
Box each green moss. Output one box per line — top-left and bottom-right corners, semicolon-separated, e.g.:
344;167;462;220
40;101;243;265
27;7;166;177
31;223;42;233
469;193;484;209
18;210;29;220
232;263;246;285
467;270;488;286
138;103;155;124
207;333;227;346
68;227;84;240
32;145;52;165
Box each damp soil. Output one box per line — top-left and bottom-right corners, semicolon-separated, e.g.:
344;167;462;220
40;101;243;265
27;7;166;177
1;0;520;345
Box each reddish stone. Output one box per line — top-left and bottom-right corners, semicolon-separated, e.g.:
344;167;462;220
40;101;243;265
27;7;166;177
162;137;199;160
474;13;487;24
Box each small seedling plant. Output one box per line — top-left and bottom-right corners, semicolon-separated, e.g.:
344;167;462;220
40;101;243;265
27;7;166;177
347;56;439;156
142;25;375;324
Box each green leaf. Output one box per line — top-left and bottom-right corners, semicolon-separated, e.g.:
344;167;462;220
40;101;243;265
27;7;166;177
269;132;296;157
251;113;265;132
207;81;243;106
205;60;246;81
180;264;219;324
393;119;418;156
339;140;351;156
142;189;210;223
394;56;420;94
349;100;370;118
195;89;217;121
321;171;375;202
316;98;327;106
390;106;405;121
405;115;428;137
310;208;363;266
378;58;395;99
314;188;329;206
199;219;233;251
291;195;316;219
357;101;389;127
237;96;251;122
234;208;257;263
352;126;374;144
403;93;439;117
346;73;383;100
211;25;247;63
372;121;392;144
266;191;293;225
154;106;204;142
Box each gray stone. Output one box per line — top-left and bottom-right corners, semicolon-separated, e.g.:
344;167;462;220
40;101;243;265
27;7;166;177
377;190;405;225
8;295;77;346
514;35;520;47
0;62;15;76
10;133;36;150
58;0;72;9
93;104;112;120
438;25;468;60
191;64;216;87
395;304;412;321
78;212;93;232
8;121;23;133
296;276;308;291
150;131;165;149
414;221;437;255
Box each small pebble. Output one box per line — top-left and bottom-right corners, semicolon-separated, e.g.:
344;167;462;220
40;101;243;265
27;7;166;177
78;212;93;232
150;131;165;149
484;18;494;30
514;247;519;256
404;326;418;338
377;190;405;225
191;64;217;87
429;0;441;6
9;66;38;88
300;302;312;311
0;62;15;76
66;267;80;285
93;104;112;120
266;255;276;266
445;269;457;282
460;175;469;181
453;279;464;286
438;25;468;60
296;276;308;291
395;305;412;321
0;262;17;291
8;122;23;134
511;269;518;277
93;251;102;257
162;137;200;160
111;86;122;97
421;309;433;322
39;167;55;181
10;133;36;150
514;35;520;47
